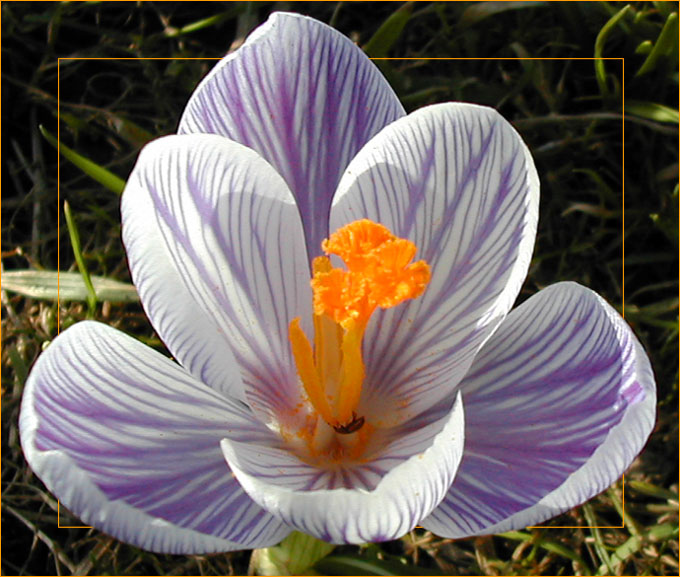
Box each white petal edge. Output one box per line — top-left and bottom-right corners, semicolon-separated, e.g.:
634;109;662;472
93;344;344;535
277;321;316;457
20;321;291;553
423;282;656;537
221;393;465;544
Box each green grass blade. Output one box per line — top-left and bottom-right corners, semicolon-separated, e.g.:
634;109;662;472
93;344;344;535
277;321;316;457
626;100;679;124
498;531;593;575
7;346;29;386
635;39;653;55
594;4;631;98
582;502;614;575
2;270;139;303
106;114;155;148
603;524;678;573
363;2;413;58
604;534;643;574
629;480;679;501
40;125;126;195
63;201;98;316
636;11;678;76
164;11;238;37
608;487;641;537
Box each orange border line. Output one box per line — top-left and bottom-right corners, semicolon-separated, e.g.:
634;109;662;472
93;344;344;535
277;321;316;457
622;58;626;317
372;57;623;60
57;60;60;332
56;55;627;532
58;57;222;61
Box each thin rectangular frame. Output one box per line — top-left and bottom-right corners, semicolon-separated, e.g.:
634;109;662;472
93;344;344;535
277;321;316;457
55;55;627;531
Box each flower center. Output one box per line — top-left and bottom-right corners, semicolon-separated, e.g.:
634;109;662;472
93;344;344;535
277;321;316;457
288;219;430;446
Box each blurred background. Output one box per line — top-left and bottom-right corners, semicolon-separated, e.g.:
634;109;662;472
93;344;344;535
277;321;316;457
2;1;677;575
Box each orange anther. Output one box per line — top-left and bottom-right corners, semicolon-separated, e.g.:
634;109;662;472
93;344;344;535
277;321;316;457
313;220;430;328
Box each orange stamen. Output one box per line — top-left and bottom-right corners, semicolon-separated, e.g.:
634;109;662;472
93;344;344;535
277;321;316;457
288;318;334;425
289;219;431;441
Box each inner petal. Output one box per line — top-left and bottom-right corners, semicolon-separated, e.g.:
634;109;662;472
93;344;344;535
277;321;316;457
122;134;313;429
329;103;540;427
178;12;405;258
220;393;465;544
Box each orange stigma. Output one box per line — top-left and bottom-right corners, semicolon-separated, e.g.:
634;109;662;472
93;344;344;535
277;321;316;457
289;219;430;435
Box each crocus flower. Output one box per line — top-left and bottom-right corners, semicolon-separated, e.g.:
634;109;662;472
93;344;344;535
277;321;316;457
20;12;656;553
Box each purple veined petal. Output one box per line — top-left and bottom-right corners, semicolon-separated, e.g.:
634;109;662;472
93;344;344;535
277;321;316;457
19;321;291;553
422;282;656;537
178;11;405;258
122;134;312;425
221;393;465;544
330;102;540;425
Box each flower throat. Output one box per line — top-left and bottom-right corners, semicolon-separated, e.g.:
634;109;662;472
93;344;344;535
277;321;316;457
289;219;431;435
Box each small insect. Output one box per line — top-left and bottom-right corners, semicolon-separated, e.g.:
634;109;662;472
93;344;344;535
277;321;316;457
333;412;365;435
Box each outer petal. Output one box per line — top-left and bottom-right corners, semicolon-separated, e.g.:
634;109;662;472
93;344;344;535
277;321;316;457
423;282;656;537
221;394;465;544
122;134;311;423
331;103;539;424
19;321;291;553
178;12;405;257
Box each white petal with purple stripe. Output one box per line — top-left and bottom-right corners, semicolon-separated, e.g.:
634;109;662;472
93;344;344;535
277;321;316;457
19;321;291;553
122;134;312;425
331;103;540;425
221;393;465;544
179;11;405;257
423;282;656;537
